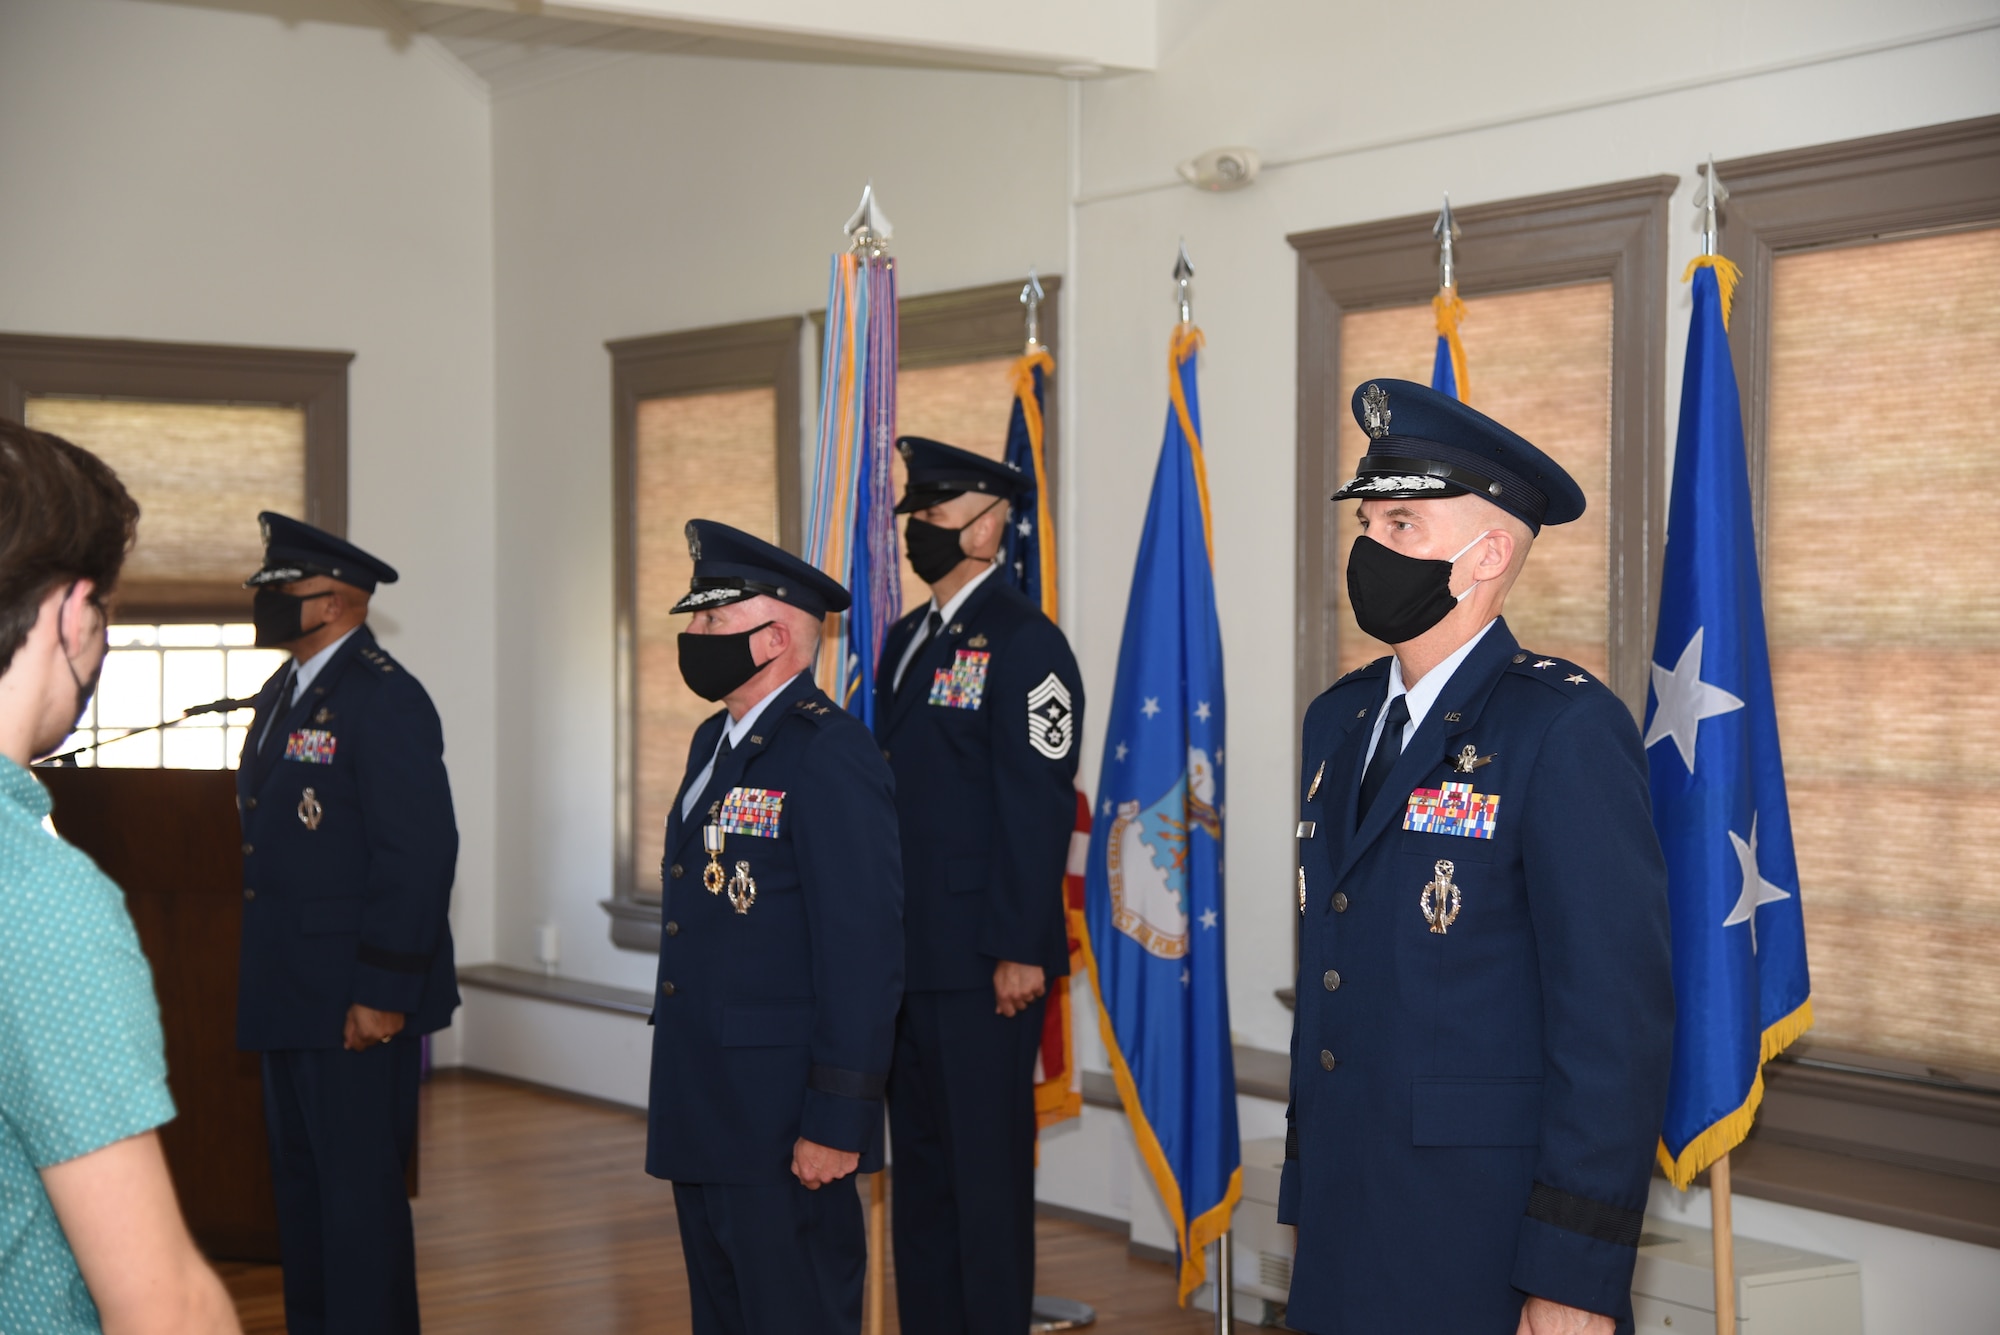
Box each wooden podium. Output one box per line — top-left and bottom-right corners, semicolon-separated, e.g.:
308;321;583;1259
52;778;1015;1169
40;767;283;1262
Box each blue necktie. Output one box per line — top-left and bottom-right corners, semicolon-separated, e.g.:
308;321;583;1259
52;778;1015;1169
1356;694;1411;826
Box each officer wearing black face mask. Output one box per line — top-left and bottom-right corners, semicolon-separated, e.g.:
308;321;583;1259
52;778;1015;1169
1279;381;1672;1335
872;437;1083;1335
648;520;903;1335
236;511;458;1335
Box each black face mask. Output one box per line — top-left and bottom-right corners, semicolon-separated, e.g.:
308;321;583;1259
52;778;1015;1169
677;622;775;702
904;500;1003;586
59;584;105;733
1345;530;1489;645
252;588;335;648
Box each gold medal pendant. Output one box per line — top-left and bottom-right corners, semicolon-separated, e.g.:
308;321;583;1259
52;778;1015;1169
1421;860;1461;934
726;860;758;914
702;826;726;894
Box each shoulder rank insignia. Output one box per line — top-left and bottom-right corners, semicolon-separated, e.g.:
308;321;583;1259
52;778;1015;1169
1452;745;1495;774
930;650;990;710
283;729;337;765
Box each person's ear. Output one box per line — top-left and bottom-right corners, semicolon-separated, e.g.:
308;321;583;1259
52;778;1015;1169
1474;530;1514;582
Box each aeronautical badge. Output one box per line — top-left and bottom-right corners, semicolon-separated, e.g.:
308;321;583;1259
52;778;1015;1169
929;650;990;710
297;787;323;831
726;861;757;914
717;787;784;837
1361;383;1392;439
313;707;335;725
1421;860;1461;934
1452;745;1495;774
1026;673;1074;760
1404;781;1499;839
283;729;337;765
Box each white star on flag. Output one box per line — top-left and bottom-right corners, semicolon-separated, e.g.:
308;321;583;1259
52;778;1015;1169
1141;697;1161;719
1644;627;1745;773
1114;741;1129;762
1101;798;1112;817
1180;967;1191;987
1017;517;1033;536
1199;907;1217;929
1194;701;1211;722
1722;814;1792;954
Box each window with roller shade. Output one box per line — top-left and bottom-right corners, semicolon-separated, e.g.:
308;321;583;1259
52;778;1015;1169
606;317;802;950
0;334;349;770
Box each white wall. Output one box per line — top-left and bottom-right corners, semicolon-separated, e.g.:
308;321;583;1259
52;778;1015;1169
1065;0;2000;1057
490;50;1071;991
0;0;500;967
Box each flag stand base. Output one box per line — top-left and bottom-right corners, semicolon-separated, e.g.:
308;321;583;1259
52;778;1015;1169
1031;1295;1097;1330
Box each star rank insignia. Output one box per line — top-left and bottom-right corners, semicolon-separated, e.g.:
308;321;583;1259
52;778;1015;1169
1566;674;1589;684
1533;659;1557;670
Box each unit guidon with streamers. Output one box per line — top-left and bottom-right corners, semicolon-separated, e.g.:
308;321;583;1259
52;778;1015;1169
716;787;785;838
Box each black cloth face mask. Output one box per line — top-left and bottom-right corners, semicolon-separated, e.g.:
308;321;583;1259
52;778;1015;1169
1345;530;1490;645
677;621;775;702
904;500;1004;585
252;588;335;648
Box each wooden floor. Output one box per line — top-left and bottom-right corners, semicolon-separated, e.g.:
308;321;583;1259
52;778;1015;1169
219;1069;1253;1333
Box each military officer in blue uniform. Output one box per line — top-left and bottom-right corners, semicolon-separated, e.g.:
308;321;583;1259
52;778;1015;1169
1279;382;1673;1335
647;520;903;1335
872;438;1083;1335
235;513;458;1335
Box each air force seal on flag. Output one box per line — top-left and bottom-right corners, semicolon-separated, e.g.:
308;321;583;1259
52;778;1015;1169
1106;749;1221;959
1027;672;1073;760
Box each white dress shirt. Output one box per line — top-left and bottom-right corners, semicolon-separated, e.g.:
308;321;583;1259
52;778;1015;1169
679;673;795;821
1363;618;1499;765
891;561;999;692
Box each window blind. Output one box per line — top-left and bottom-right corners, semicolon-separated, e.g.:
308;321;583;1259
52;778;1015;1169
892;355;1019;616
1764;226;2000;1077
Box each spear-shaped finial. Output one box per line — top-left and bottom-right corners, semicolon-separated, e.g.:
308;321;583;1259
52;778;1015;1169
1433;193;1461;291
843;182;894;257
1695;157;1729;257
1174;240;1194;325
1020;268;1045;352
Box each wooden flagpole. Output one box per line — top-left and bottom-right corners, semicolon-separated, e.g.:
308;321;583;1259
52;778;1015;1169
1711;1153;1736;1331
867;1170;887;1335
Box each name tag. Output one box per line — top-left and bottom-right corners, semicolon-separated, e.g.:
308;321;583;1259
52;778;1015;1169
717;787;784;837
1404;782;1500;840
929;650;990;710
283;730;338;765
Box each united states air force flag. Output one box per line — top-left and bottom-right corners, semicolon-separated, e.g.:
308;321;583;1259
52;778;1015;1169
1647;255;1812;1188
1082;324;1240;1303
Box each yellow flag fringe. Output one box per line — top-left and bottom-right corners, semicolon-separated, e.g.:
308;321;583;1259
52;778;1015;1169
1682;253;1744;330
1433;287;1472;403
1656;997;1814;1189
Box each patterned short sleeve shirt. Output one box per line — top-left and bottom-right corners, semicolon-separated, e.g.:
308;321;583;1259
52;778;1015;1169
0;758;176;1333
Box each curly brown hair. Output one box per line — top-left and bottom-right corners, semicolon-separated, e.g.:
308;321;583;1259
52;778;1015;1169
0;418;140;678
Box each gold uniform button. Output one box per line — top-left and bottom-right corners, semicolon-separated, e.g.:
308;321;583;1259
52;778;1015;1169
1332;892;1350;913
664;921;680;937
1322;969;1341;991
246;797;258;810
242;843;254;856
660;981;677;997
670;864;684;879
243;888;256;901
1319;1050;1336;1071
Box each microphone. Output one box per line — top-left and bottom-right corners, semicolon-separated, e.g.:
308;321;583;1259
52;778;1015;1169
35;696;261;766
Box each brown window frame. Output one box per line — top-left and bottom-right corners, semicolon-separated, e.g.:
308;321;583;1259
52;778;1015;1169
1711;114;2000;1248
0;332;351;622
602;316;804;952
1287;176;1676;733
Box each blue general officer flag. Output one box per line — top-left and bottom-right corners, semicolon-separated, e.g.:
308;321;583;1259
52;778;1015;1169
1646;256;1813;1188
1000;347;1057;617
1082;324;1240;1304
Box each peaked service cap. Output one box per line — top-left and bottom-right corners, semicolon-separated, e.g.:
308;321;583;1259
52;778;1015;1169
1333;379;1586;532
670;519;851;618
244;512;399;592
893;436;1027;514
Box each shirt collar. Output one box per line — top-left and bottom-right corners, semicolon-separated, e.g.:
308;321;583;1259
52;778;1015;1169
0;756;50;821
722;670;798;747
929;562;998;629
292;626;361;701
1386;618;1498;734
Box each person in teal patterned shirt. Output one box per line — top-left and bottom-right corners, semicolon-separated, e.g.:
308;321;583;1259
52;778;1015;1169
0;418;240;1335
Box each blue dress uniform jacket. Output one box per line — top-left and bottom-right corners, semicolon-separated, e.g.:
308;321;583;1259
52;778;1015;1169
1278;621;1672;1335
645;671;904;1184
236;626;460;1051
871;575;1081;989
